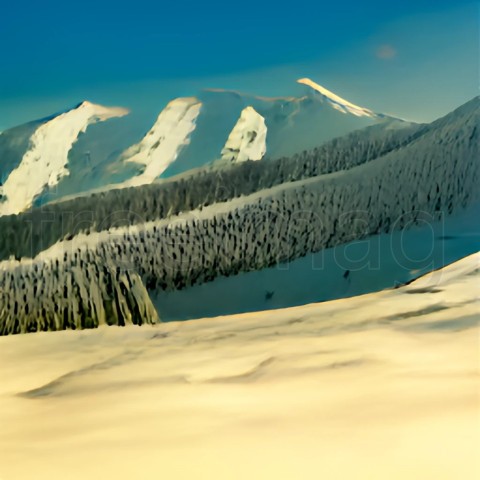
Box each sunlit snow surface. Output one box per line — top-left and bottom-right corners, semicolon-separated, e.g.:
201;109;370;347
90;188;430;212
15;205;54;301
220;106;267;163
0;101;128;215
0;253;478;479
121;97;202;186
298;78;376;117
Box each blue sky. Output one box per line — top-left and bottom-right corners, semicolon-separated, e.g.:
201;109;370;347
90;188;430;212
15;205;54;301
0;0;478;129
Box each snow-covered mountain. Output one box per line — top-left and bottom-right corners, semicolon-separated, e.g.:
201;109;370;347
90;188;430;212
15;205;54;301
0;101;128;215
297;78;376;117
0;78;401;215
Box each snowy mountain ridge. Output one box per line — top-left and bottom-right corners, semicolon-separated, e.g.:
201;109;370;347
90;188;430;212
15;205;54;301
0;78;400;215
297;78;376;117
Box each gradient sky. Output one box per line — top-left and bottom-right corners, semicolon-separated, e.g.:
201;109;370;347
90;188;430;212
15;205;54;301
0;0;478;130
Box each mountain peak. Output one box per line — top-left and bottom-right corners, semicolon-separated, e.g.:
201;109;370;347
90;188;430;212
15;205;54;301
0;100;130;216
74;100;130;119
220;106;267;164
297;78;375;118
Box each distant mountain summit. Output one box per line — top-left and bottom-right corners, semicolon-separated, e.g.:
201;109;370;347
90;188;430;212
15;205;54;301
0;78;402;215
297;78;377;117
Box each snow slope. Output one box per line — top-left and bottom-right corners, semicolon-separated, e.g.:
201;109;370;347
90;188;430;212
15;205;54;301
0;252;478;479
297;77;376;117
121;97;202;187
0;101;128;215
220;106;267;163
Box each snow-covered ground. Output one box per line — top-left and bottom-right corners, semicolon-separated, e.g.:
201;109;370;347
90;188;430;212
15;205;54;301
0;101;129;215
0;252;478;479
